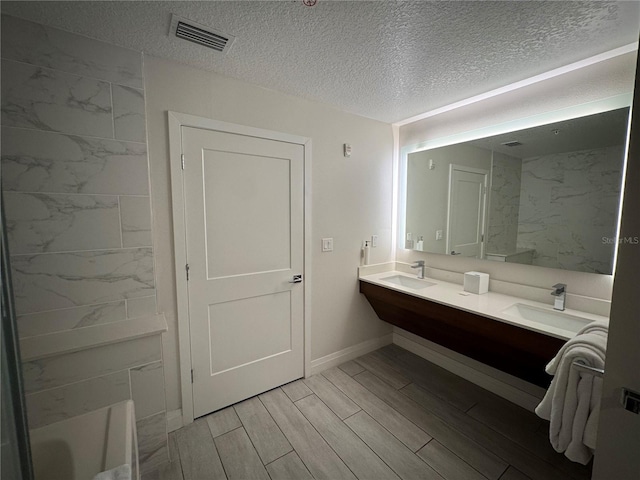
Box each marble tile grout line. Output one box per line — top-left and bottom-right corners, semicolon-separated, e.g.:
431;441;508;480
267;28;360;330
0;56;143;89
25;359;163;396
16;299;128;319
0;121;148;145
118;195;125;249
4;192;154;199
110;82;116;139
10;245;154;257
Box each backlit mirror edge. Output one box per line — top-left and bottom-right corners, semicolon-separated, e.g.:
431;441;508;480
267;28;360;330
397;93;634;279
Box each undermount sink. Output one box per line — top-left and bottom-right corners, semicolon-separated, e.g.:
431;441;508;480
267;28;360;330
380;275;436;290
501;303;592;332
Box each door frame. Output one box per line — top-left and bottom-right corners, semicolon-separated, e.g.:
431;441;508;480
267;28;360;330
445;164;488;258
168;112;312;425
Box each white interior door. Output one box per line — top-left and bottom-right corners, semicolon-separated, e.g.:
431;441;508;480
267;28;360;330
182;126;304;418
447;165;488;258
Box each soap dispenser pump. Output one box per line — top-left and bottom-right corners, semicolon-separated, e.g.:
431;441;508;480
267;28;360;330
362;241;371;265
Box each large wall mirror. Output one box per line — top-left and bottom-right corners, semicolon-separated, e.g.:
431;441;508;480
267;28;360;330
402;98;631;275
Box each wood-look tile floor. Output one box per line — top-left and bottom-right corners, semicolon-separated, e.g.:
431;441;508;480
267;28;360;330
143;345;593;480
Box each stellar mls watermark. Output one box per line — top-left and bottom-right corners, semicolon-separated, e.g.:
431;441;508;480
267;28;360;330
602;236;640;245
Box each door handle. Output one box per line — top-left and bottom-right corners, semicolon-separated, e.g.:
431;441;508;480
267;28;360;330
451;251;462;255
288;275;303;284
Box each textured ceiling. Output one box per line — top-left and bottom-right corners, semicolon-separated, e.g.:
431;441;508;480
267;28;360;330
2;1;639;123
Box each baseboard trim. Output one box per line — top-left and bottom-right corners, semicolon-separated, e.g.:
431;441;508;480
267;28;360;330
393;332;544;411
167;409;184;432
309;333;393;376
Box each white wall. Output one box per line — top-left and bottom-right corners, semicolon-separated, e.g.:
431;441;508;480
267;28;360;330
144;56;394;412
397;51;637;305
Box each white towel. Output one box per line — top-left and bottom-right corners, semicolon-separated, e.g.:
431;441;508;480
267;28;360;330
535;321;607;465
93;464;131;480
576;320;609;337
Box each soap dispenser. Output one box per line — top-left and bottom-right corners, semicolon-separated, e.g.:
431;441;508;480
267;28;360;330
362;241;371;265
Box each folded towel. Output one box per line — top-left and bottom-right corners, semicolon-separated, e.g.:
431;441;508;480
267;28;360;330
575;320;609;337
535;322;607;465
93;464;131;480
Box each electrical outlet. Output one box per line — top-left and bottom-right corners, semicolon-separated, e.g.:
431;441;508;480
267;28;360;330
371;235;378;247
322;238;333;252
436;230;443;241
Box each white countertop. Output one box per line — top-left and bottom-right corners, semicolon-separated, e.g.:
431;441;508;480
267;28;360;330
359;270;608;340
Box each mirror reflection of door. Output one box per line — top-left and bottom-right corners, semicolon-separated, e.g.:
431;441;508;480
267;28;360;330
404;106;629;274
447;164;488;258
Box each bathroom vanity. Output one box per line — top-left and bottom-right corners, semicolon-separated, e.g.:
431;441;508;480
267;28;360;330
359;267;608;388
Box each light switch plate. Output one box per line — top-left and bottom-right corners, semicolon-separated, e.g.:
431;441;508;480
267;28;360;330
371;235;378;247
343;144;352;157
322;238;334;252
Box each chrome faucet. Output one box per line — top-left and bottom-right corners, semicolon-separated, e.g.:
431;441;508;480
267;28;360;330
551;283;566;311
411;260;425;279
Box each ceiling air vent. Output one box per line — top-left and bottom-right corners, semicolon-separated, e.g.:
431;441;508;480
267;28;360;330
501;141;522;147
170;14;236;54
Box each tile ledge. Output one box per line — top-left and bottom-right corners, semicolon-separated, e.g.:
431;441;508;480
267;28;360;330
20;313;167;362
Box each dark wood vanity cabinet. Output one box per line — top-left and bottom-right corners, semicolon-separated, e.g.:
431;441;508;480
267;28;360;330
360;281;565;388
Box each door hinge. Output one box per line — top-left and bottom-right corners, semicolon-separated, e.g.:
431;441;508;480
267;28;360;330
181;154;185;170
191;369;194;383
186;263;190;281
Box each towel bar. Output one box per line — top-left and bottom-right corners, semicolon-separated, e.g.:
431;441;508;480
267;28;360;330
572;361;604;378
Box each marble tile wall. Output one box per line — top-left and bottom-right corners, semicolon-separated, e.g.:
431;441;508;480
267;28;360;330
23;336;168;473
516;145;624;274
0;14;143;87
1;14;155;333
486;152;522;254
1;127;150;195
137;411;170;472
11;248;155;314
1;15;166;472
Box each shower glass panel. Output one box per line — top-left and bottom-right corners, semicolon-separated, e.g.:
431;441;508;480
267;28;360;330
1;199;34;480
